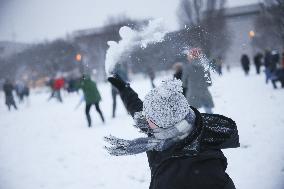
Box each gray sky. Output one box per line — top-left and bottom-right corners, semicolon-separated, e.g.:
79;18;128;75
0;0;259;43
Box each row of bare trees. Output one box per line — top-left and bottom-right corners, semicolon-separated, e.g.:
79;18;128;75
0;0;232;81
0;40;78;81
178;0;231;59
252;0;284;50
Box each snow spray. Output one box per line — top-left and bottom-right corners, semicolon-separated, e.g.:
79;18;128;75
105;19;168;76
182;47;214;84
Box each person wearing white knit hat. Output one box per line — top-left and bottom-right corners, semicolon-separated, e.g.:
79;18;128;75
105;74;239;189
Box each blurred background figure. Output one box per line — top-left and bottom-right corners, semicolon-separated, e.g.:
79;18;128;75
173;62;187;96
253;52;263;75
46;77;55;100
271;68;284;89
173;62;183;80
241;54;250;75
3;79;17;111
214;56;223;76
270;50;280;71
66;76;80;94
265;50;280;86
48;75;65;103
282;51;284;68
146;66;155;88
270;50;283;89
182;48;214;114
53;76;65;102
264;50;272;83
111;63;129;118
15;81;30;103
79;74;105;127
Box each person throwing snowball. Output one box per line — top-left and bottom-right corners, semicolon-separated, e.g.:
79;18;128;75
104;74;239;189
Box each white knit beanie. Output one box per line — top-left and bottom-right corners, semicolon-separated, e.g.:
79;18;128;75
143;78;193;128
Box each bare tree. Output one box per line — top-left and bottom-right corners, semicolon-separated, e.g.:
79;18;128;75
253;0;284;50
0;40;78;81
177;0;231;59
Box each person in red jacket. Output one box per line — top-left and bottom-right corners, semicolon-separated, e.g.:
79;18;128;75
54;77;65;91
54;77;64;102
48;77;64;102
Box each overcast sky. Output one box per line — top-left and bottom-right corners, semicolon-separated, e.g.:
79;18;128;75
0;0;260;43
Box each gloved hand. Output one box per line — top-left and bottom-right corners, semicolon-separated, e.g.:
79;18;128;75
108;74;129;91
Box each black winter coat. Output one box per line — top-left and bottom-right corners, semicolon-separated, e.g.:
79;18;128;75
119;86;239;189
3;82;14;96
241;55;250;71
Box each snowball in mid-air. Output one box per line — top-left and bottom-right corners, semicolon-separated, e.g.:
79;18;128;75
119;26;136;40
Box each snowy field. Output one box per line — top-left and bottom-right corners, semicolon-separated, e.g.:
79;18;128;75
0;68;284;189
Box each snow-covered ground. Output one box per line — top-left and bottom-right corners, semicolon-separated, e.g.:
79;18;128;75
0;68;284;189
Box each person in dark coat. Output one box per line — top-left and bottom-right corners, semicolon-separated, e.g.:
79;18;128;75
213;56;223;76
146;67;156;88
270;50;280;72
264;50;272;83
111;63;129;118
266;50;280;86
281;51;284;68
173;62;186;96
253;53;263;74
241;54;250;75
66;77;80;93
15;81;30;103
173;62;183;80
80;75;104;127
105;75;239;189
3;79;17;111
271;68;284;89
182;49;214;113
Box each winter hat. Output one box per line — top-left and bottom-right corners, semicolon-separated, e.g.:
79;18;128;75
143;78;193;128
104;79;197;156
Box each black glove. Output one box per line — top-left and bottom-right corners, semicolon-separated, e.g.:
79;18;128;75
108;74;129;91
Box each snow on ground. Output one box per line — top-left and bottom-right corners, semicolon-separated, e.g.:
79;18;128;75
0;68;284;189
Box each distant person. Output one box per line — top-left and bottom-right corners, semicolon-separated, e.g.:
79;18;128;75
214;56;223;76
66;77;80;93
270;50;280;71
15;81;30;103
48;76;64;102
173;62;183;80
226;64;231;72
182;48;214;114
146;67;155;88
47;78;55;99
173;62;187;96
241;54;250;75
264;50;272;83
253;53;263;74
3;79;17;111
111;64;129;118
53;77;64;102
266;50;280;85
271;68;284;89
281;51;284;68
80;75;104;127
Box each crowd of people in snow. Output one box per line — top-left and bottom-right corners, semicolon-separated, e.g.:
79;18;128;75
240;49;284;89
4;48;283;127
12;47;284;188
